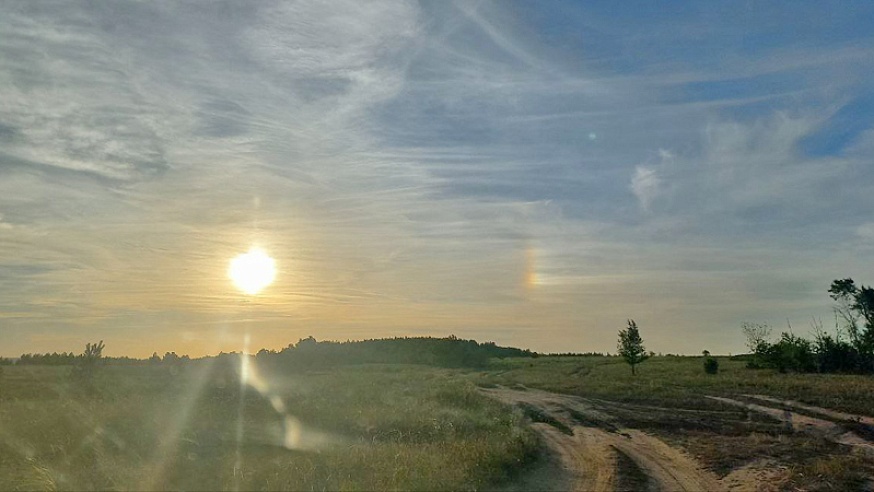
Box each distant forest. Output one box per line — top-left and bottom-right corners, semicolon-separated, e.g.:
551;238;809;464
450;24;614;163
4;336;536;369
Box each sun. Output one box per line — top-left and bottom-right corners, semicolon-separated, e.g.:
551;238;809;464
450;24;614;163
229;247;276;295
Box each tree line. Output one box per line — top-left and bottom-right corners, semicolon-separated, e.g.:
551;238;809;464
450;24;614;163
6;335;534;370
254;335;535;370
9;351;171;366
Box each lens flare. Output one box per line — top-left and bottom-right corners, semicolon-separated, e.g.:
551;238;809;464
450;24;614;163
236;352;338;451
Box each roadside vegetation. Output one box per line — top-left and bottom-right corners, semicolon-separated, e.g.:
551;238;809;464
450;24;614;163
0;358;537;491
476;355;874;415
742;278;874;374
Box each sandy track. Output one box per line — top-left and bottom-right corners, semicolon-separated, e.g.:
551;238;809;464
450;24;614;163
706;396;874;455
482;387;724;492
536;424;615;491
742;394;874;426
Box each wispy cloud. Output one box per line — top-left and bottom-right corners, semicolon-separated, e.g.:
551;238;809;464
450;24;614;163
857;223;874;241
2;1;874;357
631;165;660;212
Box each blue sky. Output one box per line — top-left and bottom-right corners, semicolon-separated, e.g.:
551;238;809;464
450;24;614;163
1;1;873;357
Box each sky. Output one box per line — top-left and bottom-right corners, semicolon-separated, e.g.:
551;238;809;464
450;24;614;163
2;1;874;358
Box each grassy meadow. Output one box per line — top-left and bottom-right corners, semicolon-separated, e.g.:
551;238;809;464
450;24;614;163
2;353;874;491
0;362;537;491
475;355;874;415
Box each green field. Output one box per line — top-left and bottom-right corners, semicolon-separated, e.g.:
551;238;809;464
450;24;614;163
2;355;874;491
0;362;536;491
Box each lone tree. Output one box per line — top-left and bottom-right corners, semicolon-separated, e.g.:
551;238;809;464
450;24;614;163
72;340;104;383
617;319;649;375
741;322;772;354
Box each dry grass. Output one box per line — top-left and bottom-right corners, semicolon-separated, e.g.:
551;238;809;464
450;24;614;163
0;363;538;491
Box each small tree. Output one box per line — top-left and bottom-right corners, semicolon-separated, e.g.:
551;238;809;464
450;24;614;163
72;340;104;383
741;322;771;354
617;320;649;375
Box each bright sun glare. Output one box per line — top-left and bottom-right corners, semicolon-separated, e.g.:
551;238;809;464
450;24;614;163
229;248;276;295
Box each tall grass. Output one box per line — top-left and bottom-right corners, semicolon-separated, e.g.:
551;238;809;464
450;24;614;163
0;363;537;491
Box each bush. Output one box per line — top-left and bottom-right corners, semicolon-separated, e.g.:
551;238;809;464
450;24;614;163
739;278;874;375
814;333;857;373
756;333;816;373
703;357;719;374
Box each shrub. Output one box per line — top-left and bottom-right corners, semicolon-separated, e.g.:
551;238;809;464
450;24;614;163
758;333;816;373
813;332;861;373
703;357;719;374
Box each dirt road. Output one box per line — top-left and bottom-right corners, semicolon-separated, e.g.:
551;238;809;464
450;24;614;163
482;387;724;492
485;387;874;491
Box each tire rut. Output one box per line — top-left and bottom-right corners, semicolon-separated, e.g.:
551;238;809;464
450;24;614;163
482;387;724;492
742;394;874;426
707;395;874;456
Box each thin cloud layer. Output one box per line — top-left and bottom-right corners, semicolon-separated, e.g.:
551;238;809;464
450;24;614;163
631;166;660;212
2;1;874;357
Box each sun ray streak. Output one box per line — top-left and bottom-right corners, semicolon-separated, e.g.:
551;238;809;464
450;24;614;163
233;333;251;491
141;358;217;490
